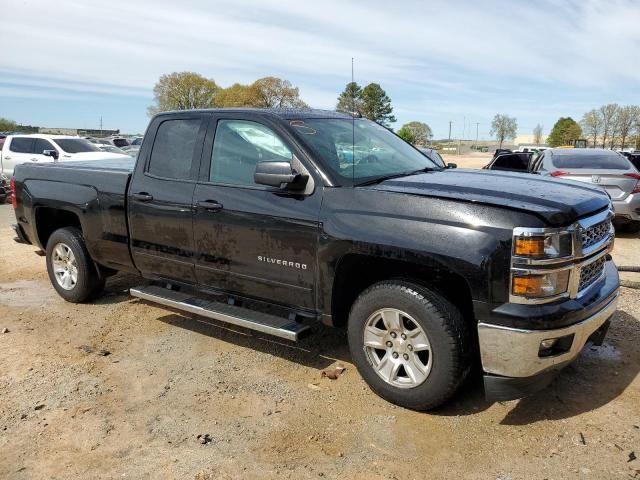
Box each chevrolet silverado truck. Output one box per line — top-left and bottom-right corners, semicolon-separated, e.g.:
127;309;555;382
11;109;619;410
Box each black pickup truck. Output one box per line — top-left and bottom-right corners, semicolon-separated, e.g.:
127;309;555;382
11;109;619;410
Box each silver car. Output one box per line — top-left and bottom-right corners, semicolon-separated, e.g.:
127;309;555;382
530;148;640;231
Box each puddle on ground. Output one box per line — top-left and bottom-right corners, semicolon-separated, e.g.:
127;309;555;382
0;280;57;308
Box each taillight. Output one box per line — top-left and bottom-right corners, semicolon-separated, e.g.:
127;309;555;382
550;170;569;177
625;173;640;194
10;177;16;209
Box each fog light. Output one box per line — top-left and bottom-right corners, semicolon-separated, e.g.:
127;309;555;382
540;338;557;350
538;334;574;358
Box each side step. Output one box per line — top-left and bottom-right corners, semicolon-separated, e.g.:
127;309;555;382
130;285;310;341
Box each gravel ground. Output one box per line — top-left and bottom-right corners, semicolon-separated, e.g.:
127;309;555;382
0;200;639;479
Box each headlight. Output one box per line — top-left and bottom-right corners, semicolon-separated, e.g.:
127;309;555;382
513;230;573;259
512;270;570;299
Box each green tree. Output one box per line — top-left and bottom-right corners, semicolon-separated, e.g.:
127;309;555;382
580;109;602;147
250;77;308;108
401;121;433;145
0;117;17;131
216;77;307;109
215;83;256;107
336;82;363;114
490;114;517;148
148;72;220;115
615;105;639;150
533;124;544;144
397;126;416;144
360;83;396;126
546;117;582;147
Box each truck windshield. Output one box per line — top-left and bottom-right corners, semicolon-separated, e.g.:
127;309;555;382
289;118;439;186
53;139;100;153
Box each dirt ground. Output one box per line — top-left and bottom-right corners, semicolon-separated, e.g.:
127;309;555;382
1;197;639;479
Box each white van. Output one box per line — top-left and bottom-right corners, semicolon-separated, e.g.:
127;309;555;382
0;134;130;177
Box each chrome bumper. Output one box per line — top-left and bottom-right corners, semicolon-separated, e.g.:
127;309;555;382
477;292;619;378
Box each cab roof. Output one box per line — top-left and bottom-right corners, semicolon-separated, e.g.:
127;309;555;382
153;108;355;121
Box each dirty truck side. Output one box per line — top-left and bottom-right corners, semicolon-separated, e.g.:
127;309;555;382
11;109;620;410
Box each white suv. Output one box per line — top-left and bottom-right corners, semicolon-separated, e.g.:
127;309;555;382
0;134;130;177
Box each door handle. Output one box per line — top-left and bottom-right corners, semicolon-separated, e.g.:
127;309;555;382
131;192;154;202
197;200;223;211
30;158;38;161
3;156;10;160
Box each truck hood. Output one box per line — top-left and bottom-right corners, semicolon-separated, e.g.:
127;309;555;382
366;169;610;227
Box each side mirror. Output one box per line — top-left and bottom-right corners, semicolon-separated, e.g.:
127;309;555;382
254;161;309;191
43;150;59;160
447;163;457;169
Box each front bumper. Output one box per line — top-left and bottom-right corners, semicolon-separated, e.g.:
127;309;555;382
478;292;618;379
612;193;640;222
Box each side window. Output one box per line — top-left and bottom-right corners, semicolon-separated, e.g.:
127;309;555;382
34;139;55;154
9;137;35;153
210;120;293;186
148;119;201;179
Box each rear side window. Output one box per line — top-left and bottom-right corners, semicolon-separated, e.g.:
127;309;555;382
9;137;34;153
552;152;630;170
148;119;201;179
53;139;99;153
34;139;55;154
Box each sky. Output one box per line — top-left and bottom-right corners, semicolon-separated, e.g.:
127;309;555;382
2;0;640;138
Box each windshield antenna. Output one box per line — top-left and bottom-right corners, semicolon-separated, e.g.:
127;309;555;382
351;57;355;183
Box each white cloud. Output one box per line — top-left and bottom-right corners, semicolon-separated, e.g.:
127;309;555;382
1;0;639;134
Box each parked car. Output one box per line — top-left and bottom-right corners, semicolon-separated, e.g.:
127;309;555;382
530;149;640;231
130;136;144;146
418;147;456;169
11;109;619;410
120;145;140;157
483;151;533;172
0;134;130;177
621;151;640;171
96;144;130;155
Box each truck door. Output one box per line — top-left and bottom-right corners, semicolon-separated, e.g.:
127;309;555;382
128;115;207;284
192;115;321;310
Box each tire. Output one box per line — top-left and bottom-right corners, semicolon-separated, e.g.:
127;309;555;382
46;227;105;303
347;280;470;410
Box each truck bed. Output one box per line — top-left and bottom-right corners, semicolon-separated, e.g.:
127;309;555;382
13;159;136;273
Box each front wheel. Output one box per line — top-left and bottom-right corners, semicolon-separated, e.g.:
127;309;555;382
347;281;470;410
46;227;105;303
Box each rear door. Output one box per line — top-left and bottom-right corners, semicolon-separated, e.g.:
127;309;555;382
192;114;321;310
128;114;208;284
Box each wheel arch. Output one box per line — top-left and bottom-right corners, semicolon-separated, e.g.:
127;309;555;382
329;253;475;329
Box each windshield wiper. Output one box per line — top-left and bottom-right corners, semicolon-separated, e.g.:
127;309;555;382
355;167;435;187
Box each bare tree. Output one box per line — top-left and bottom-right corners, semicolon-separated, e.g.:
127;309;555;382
599;103;619;148
490;114;518;148
533;124;544;144
580;109;602;148
616;105;639;150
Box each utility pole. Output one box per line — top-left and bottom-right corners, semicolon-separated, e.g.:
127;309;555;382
99;116;103;136
476;122;479;144
448;121;452;147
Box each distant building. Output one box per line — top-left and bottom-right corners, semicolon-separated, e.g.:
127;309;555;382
38;127;120;137
514;134;547;146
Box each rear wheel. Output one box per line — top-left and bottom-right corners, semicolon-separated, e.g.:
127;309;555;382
347;280;470;410
46;227;105;302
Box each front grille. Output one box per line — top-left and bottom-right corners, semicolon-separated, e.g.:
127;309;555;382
579;256;606;292
581;219;611;250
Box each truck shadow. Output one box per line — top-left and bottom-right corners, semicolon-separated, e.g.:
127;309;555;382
437;309;640;425
98;274;639;423
154;312;352;371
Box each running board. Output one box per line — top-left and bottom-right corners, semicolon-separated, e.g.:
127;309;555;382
130;285;310;341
